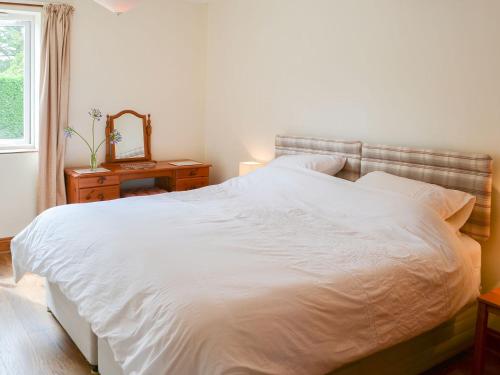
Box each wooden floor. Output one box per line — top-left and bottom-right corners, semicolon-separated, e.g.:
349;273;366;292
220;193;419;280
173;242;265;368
0;252;90;375
423;348;500;375
1;251;499;375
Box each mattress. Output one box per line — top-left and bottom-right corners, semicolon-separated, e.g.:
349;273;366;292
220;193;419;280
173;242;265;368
13;165;480;375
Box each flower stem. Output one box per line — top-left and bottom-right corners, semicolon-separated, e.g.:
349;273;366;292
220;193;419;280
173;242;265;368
92;118;95;153
70;128;94;154
95;139;106;154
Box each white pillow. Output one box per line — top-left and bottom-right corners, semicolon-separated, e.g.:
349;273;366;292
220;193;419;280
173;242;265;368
445;197;476;231
268;154;347;175
356;171;476;223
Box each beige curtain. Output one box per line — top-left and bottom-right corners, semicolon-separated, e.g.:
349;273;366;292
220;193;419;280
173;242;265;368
37;4;74;213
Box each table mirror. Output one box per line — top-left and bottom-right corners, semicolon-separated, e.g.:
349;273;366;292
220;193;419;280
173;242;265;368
105;110;152;164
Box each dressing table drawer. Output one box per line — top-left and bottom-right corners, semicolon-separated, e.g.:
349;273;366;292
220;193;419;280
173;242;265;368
65;160;211;204
175;177;209;191
79;186;120;203
78;175;120;189
176;167;209;179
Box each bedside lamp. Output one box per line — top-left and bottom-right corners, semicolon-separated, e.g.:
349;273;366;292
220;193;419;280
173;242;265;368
239;161;264;176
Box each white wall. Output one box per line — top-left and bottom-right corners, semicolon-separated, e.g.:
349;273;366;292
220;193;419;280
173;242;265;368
0;0;207;237
0;152;38;236
66;0;207;166
205;0;500;290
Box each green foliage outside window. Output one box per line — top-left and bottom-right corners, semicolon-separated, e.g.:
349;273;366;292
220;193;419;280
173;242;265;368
0;25;25;140
0;76;23;139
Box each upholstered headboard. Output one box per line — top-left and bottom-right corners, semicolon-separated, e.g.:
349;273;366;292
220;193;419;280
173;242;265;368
275;135;362;181
275;135;493;240
361;144;493;241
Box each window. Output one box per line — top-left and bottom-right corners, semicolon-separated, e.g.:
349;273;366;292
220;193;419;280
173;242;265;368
0;10;40;152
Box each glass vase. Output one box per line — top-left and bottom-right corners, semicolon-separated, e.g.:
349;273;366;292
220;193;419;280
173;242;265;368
90;153;98;171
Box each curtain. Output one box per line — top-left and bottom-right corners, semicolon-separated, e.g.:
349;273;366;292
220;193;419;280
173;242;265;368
37;4;74;213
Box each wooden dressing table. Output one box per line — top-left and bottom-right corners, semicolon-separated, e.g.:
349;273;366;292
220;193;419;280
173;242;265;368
65;110;211;204
65;161;211;204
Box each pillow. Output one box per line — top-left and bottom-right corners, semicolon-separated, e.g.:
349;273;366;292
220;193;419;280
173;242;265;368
356;171;475;223
268;154;347;175
445;197;476;231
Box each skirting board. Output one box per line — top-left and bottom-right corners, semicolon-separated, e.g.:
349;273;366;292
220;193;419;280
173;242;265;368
0;237;12;253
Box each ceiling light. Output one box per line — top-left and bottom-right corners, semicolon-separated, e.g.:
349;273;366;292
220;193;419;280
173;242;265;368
93;0;144;15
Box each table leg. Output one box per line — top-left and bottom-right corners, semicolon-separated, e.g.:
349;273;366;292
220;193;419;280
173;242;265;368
473;303;489;375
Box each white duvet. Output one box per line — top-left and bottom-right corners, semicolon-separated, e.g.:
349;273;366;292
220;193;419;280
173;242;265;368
12;166;478;375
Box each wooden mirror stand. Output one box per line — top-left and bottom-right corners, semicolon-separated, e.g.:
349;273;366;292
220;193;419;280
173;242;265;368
105;110;153;164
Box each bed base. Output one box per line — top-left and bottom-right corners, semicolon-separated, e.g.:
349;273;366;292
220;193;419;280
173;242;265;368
46;281;98;369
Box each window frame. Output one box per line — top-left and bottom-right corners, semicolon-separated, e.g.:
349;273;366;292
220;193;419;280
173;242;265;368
0;9;41;153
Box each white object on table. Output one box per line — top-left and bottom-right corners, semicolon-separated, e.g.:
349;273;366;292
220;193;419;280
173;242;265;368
168;161;203;167
74;168;110;174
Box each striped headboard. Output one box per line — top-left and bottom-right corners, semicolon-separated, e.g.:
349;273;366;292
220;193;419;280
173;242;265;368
361;144;493;241
275;135;362;181
274;135;493;240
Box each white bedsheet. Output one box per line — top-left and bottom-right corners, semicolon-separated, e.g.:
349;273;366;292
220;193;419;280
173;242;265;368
12;166;479;375
457;233;481;290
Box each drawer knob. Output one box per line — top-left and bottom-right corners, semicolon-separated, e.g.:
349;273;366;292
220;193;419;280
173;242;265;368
86;190;94;200
98;193;105;201
98;176;106;184
189;170;197;176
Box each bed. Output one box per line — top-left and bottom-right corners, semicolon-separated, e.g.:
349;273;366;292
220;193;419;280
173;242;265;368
11;135;493;375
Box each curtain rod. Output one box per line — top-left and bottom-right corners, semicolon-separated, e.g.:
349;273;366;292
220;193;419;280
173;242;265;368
0;2;44;8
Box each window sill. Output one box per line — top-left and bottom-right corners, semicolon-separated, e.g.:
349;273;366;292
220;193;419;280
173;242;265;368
0;148;38;155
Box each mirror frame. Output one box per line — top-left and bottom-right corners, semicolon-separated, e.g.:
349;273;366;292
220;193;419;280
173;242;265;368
105;109;152;164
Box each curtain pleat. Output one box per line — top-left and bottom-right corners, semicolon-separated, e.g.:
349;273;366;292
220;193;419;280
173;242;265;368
37;4;74;213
